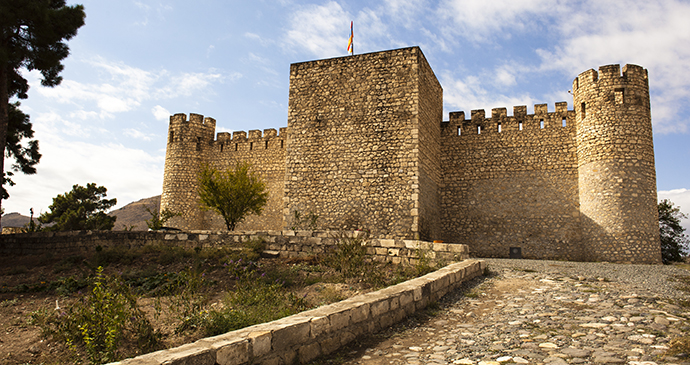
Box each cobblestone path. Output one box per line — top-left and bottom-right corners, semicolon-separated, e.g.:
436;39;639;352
311;259;690;365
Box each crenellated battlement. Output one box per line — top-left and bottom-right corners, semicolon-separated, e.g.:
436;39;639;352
573;64;648;91
212;127;288;153
442;103;575;137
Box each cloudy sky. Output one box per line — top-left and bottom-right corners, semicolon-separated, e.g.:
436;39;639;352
5;0;690;230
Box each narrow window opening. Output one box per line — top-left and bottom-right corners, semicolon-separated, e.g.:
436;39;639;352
265;140;269;149
235;143;238;151
540;119;545;129
562;117;567;127
477;125;482;134
457;126;462;136
169;131;174;143
280;140;284;148
250;142;254;150
220;143;224;152
581;102;586;119
196;137;201;151
614;88;624;104
497;122;502;133
518;121;523;131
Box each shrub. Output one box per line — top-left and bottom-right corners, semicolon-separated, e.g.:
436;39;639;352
31;267;159;364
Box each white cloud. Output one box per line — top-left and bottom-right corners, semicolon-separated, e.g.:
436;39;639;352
441;72;537;117
284;2;353;58
124;128;153;141
437;0;556;43
3;131;164;215
35;58;226;120
658;188;690;233
152;105;171;121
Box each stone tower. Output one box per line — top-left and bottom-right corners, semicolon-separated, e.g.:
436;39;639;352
573;64;661;263
285;47;443;239
160;113;216;230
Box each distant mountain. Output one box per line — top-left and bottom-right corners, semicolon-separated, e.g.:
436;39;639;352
1;195;161;231
109;195;161;231
1;212;35;228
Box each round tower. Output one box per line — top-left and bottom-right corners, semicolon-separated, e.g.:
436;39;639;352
573;64;661;263
160;113;216;230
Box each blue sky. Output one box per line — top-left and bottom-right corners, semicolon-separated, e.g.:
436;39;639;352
5;0;690;231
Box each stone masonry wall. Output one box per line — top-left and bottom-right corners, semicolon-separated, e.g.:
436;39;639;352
285;47;434;239
440;104;582;260
0;230;469;265
205;128;288;231
573;64;661;263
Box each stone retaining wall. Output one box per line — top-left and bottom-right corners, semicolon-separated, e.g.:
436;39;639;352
0;230;469;264
110;259;485;365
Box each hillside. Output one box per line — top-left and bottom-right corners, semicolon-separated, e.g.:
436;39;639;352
109;195;161;231
1;195;161;231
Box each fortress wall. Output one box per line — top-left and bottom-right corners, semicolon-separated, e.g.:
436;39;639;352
415;52;444;241
286;47;428;238
440;106;582;260
574;64;661;263
204;128;288;231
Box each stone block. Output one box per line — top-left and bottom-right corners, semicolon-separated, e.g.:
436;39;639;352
319;336;340;355
349;302;370;323
271;317;311;352
248;330;271;358
379;239;396;247
370;298;390;317
310;316;330;339
298;342;322;363
215;338;249;365
328;309;351;331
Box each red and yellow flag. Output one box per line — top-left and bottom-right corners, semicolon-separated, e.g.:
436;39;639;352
347;21;354;55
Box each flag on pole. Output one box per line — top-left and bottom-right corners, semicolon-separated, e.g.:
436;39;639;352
347;21;354;55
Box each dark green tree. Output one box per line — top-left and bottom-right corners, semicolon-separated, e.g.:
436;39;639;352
0;0;85;213
38;183;117;231
197;161;268;230
658;199;689;264
2;102;41;199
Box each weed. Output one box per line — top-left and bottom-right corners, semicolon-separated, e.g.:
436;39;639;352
31;267;159;364
0;298;18;307
668;335;690;356
290;210;319;231
323;233;368;279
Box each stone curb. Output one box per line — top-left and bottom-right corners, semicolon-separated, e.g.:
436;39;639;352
109;259;486;365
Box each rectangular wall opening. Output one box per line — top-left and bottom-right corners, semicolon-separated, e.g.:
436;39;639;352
562;117;567;127
457;126;462;136
477;125;482;134
615;88;624;104
497;122;502;133
540;119;545;129
581;102;586;119
519;121;523;131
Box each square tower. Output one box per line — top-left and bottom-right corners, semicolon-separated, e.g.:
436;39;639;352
285;47;443;239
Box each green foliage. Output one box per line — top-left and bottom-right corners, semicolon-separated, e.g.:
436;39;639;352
290;210;319;230
31;267;159;364
659;199;689;264
197;161;268;230
175;260;307;337
0;0;86;207
323;233;369;279
144;205;180;230
2;102;41;199
38;183;117;231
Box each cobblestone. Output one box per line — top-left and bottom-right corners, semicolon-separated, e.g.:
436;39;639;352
312;259;690;365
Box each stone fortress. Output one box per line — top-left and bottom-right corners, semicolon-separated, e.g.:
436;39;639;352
161;46;661;264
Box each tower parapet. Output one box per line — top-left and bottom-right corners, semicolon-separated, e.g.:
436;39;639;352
573;64;661;263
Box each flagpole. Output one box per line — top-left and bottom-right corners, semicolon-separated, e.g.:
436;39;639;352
348;21;354;55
